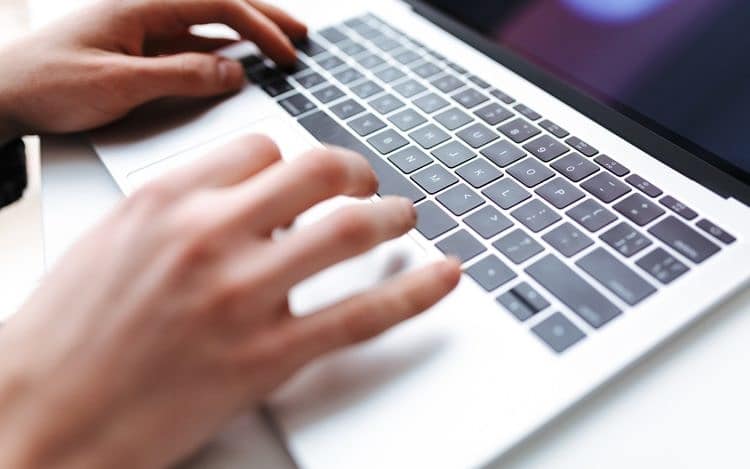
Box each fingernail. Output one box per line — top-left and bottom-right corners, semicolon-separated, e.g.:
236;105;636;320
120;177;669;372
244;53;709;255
218;58;245;89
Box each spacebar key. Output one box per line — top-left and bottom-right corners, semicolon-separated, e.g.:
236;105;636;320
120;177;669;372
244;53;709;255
298;111;426;203
526;254;622;328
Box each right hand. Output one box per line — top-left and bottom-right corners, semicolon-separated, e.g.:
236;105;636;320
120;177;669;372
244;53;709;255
0;135;460;469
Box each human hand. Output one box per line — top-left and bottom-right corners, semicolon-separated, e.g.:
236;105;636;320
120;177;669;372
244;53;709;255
0;135;460;469
0;0;307;141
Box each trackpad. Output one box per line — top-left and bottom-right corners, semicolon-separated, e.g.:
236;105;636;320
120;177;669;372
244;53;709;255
125;116;318;194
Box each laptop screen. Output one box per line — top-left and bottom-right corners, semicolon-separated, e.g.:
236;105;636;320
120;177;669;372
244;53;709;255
421;0;750;181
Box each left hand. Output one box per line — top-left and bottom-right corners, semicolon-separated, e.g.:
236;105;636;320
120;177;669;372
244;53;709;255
0;0;307;139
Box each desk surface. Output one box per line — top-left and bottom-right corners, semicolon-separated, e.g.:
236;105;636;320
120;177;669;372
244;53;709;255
34;1;750;468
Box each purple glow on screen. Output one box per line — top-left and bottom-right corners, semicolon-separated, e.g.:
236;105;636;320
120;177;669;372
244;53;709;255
561;0;675;23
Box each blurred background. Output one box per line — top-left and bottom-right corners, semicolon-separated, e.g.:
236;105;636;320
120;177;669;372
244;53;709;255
0;0;42;320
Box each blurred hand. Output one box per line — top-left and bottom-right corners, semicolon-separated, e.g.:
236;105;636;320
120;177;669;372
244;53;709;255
0;135;460;469
0;0;307;140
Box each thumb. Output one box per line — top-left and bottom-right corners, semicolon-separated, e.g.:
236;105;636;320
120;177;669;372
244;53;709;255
132;53;246;102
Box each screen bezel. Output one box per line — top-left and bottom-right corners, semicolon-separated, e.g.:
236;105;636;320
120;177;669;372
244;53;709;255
404;0;750;205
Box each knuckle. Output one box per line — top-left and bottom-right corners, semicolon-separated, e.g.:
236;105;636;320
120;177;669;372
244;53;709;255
128;180;174;210
303;151;349;192
329;208;377;251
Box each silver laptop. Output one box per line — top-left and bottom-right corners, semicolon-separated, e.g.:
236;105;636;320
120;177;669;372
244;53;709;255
88;0;750;467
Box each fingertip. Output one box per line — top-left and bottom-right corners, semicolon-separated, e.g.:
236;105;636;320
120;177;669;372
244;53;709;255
438;258;462;289
218;58;246;90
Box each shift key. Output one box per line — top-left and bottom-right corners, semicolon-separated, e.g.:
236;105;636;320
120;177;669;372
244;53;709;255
648;216;720;264
526;254;622;328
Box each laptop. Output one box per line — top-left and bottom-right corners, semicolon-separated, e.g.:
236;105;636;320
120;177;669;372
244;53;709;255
88;0;750;467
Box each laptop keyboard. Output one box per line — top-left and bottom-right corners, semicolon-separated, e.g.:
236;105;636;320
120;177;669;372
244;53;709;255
242;13;736;354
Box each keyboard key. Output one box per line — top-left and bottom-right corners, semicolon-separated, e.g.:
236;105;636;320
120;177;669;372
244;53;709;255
595;154;630;177
626;174;663;198
393;79;427;98
447;62;468;75
483;178;531;209
551;152;600;182
539;119;569;138
388;146;433;174
435;107;472;130
649;216;720;264
511;199;561;233
436;229;487;263
452;88;489;108
431;141;475;168
279;93;316;116
412;164;458;194
512;282;551;313
614;193;665;226
475;102;513;125
351;80;384;99
514;104;541;120
330;99;365;119
312;84;345;103
414;201;458;240
338;40;367;56
356;53;386;69
486;88;512;104
600;222;652;257
389;109;426;131
535;177;585;209
410;124;450;149
523;136;567;163
411;61;443;79
367;129;408;155
565;136;598;157
481;141;525;167
348;113;386;136
375;66;406;83
394;49;422;65
295;71;327;89
507;158;555;187
636;248;690;285
581;172;631;203
494;229;544;264
659;195;698;221
577;248;656;306
542;222;593;257
567;199;617;232
413;93;449;114
371;35;401;52
467;75;491;89
319;26;348;43
437;183;484;216
526;255;622;329
262;78;293;97
466;255;516;291
532;312;586;353
457;123;499;149
498;118;541;144
455;158;503;188
369;93;405;114
696;219;736;245
296;38;327;57
298;111;425;203
333;67;363;84
497;291;536;322
316;54;346;70
431;74;465;93
464;206;513;239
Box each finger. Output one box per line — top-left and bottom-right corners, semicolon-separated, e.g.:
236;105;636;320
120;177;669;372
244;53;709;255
221;146;378;232
267;197;417;289
137;0;297;65
246;0;308;40
162;134;282;192
144;34;239;56
129;53;246;101
282;259;461;363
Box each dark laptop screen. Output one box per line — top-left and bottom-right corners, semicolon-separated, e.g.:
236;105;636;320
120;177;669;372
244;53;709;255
421;0;750;179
